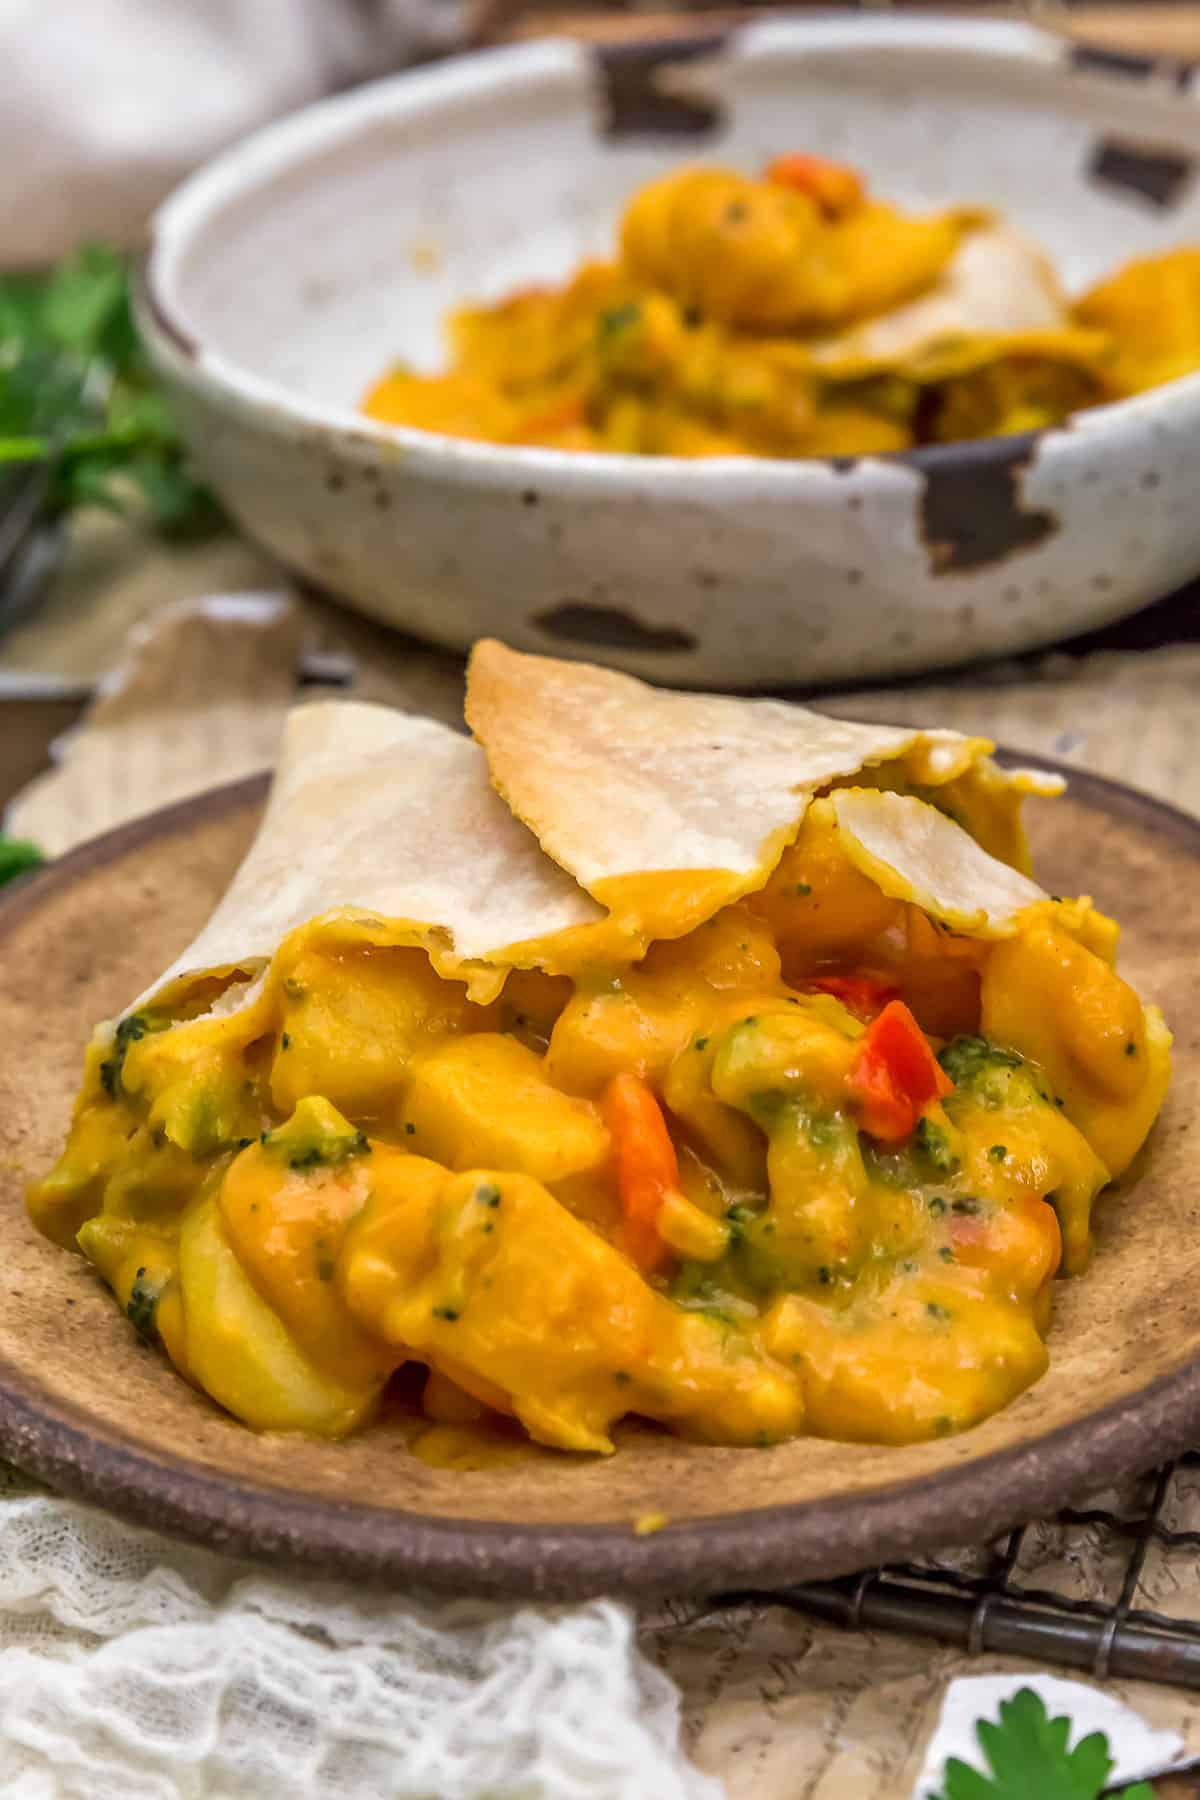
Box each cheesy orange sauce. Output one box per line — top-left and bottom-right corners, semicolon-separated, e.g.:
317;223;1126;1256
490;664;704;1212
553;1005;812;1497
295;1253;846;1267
29;807;1169;1455
363;158;1200;460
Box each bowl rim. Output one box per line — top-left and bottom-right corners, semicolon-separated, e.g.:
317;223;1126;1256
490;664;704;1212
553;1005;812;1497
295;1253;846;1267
2;756;1200;1597
139;14;1200;494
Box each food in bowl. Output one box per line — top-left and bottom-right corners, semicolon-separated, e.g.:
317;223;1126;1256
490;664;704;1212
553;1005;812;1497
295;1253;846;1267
30;643;1170;1452
363;156;1200;458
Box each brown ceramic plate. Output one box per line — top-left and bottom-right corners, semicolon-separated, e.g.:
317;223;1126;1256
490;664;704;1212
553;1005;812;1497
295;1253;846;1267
0;762;1196;1598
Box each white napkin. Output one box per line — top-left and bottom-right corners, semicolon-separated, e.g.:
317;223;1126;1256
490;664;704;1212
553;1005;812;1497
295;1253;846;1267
0;0;462;269
914;1673;1189;1798
0;1478;716;1800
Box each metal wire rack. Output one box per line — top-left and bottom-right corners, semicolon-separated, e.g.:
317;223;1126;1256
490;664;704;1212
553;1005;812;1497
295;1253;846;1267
714;1454;1200;1689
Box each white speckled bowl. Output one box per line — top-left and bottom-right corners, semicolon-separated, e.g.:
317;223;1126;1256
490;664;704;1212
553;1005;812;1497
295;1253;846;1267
140;16;1200;688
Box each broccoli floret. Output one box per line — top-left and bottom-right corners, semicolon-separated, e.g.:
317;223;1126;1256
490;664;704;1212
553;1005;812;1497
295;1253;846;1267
937;1035;1023;1087
260;1096;372;1172
125;1266;161;1343
914;1115;961;1176
99;1013;149;1098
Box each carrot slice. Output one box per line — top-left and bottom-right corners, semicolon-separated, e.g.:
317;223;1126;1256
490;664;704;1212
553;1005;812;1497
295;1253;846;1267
950;1192;1062;1289
846;999;953;1142
764;154;865;218
603;1072;681;1272
507;392;588;441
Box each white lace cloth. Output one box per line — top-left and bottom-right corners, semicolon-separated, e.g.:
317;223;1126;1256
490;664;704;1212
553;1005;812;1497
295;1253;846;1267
0;1470;718;1800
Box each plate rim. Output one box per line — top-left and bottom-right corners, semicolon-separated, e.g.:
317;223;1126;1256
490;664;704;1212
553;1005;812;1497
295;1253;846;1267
1;756;1196;1599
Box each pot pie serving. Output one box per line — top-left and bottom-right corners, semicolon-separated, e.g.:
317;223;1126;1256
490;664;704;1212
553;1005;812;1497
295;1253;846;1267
30;644;1171;1455
364;155;1200;459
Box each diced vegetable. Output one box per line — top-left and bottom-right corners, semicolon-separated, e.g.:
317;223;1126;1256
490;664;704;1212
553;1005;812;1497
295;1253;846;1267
405;1034;609;1182
763;154;865;218
914;1114;962;1176
179;1194;379;1435
938;1034;1023;1087
507;393;587;441
656;1190;729;1262
98;1012;155;1100
846;999;954;1142
603;1072;683;1271
949;1192;1062;1298
0;837;42;886
260;1096;371;1171
125;1265;163;1342
806;974;898;1019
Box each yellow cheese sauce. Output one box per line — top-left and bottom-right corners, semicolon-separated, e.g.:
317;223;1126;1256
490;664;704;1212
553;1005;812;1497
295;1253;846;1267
30;812;1169;1455
362;157;1200;460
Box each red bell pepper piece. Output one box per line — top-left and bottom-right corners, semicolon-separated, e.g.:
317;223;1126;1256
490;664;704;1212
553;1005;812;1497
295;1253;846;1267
807;974;899;1020
765;153;865;218
846;999;953;1142
603;1073;680;1272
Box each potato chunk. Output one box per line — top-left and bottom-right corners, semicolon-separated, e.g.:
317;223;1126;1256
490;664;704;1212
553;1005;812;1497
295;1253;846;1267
340;1165;805;1452
179;1191;380;1436
981;918;1171;1178
403;1034;610;1183
766;1276;1048;1443
270;940;497;1124
218;1102;398;1390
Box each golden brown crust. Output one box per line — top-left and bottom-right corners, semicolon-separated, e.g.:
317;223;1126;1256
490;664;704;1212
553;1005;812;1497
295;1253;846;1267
135;645;1059;1014
832;789;1046;935
468;639;949;894
139;699;603;1009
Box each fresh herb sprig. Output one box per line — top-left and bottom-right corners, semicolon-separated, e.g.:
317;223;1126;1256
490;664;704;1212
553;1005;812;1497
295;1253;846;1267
932;1687;1157;1800
0;836;41;885
0;244;223;535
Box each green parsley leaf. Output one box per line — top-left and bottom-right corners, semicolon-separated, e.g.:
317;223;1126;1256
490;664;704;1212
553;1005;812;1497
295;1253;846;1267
42;245;130;359
932;1686;1157;1800
0;244;224;538
0;836;42;885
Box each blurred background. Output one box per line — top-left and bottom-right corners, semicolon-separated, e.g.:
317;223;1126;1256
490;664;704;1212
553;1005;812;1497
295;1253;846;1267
4;0;1198;272
2;0;1200;863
